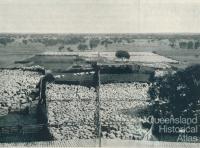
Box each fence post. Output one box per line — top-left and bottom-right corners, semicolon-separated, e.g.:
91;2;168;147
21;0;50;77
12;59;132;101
96;65;101;147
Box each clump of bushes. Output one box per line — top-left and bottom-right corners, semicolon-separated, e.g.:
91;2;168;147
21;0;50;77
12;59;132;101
0;37;14;46
78;43;88;51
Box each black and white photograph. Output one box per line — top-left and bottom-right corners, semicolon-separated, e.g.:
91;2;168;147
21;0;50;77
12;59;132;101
0;0;200;147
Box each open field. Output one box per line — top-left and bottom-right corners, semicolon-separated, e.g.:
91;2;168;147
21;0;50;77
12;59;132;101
12;51;176;73
1;33;200;69
39;51;177;63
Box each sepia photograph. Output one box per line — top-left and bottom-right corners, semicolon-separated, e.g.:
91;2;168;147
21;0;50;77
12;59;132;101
0;0;200;147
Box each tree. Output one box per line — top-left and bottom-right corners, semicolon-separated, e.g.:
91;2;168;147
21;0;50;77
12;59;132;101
179;41;187;49
149;64;200;118
89;38;100;49
152;51;157;54
63;36;86;45
194;41;200;49
67;47;73;52
169;39;176;48
43;38;58;46
58;45;64;52
0;37;14;46
0;38;7;46
78;43;88;51
22;39;28;45
101;39;113;48
115;50;130;59
188;41;194;49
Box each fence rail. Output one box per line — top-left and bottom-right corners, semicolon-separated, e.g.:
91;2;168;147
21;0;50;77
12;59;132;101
0;124;46;134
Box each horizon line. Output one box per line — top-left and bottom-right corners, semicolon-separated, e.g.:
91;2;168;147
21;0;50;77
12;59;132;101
1;32;200;35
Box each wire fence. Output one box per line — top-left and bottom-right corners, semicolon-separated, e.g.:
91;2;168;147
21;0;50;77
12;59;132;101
0;66;151;146
45;67;151;147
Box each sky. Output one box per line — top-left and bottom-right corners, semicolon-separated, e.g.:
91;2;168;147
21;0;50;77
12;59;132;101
0;0;200;33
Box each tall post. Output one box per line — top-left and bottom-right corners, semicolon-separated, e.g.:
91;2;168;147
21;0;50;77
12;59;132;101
96;64;101;147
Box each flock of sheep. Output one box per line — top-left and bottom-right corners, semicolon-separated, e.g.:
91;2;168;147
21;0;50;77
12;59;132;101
47;83;151;140
0;69;152;141
0;69;41;115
